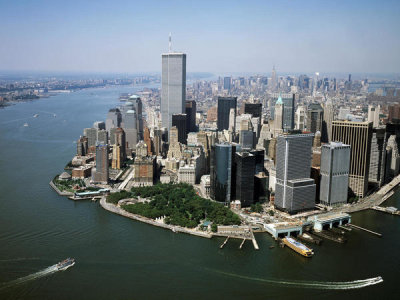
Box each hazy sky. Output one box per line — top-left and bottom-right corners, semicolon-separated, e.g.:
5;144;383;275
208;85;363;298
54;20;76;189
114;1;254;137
0;0;399;74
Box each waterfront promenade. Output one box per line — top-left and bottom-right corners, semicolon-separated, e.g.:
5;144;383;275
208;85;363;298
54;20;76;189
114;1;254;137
99;197;213;239
333;174;400;214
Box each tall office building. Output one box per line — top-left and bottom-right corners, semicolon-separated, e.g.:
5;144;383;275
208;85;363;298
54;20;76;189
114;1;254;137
92;144;109;184
97;129;108;145
320;142;351;206
323;99;334;142
106;108;122;132
128;95;143;139
185;100;197;133
295;105;306;131
77;136;88;156
274;96;283;136
172;114;187;144
93;121;106;131
306;103;324;134
114;128;126;161
84;128;98;147
217;97;237;132
270;66;277;90
210;143;234;205
244;103;262;119
161;52;186;131
153;129;162;156
281;94;295;131
223;77;231;91
123;110;138;151
275;134;316;214
368;105;380;128
332;121;373;197
111;145;122;169
368;128;386;186
388;104;400;123
235;152;256;207
143;127;153;155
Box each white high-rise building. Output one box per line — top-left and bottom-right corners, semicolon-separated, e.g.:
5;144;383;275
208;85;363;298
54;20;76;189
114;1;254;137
368;105;380;128
295;105;306;131
161;52;186;131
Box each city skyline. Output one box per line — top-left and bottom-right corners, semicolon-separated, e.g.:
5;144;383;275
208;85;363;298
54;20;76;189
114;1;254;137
0;0;399;74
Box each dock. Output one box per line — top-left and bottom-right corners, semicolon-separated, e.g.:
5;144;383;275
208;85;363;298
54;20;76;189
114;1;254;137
311;230;347;243
347;224;382;237
371;206;400;216
338;225;352;232
220;237;229;249
249;227;259;250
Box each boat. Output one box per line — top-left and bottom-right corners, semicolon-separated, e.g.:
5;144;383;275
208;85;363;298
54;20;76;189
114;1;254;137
53;114;57;117
33;114;39;117
23;123;29;127
56;258;75;270
282;237;314;257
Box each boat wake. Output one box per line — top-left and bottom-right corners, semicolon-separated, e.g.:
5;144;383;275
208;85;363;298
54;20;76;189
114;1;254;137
0;264;59;291
210;269;383;290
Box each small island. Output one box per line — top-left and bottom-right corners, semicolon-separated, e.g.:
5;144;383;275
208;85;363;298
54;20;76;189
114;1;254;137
103;183;241;235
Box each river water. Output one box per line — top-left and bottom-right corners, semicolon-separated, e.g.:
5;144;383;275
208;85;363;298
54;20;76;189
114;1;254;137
0;86;399;299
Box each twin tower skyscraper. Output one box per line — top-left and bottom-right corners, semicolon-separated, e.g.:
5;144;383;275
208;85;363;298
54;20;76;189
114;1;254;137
161;41;186;131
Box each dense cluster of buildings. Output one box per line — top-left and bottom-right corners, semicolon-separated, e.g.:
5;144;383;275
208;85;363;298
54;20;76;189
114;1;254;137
68;46;400;215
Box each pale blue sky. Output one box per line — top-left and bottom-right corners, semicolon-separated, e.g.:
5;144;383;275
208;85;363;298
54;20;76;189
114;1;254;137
0;0;399;74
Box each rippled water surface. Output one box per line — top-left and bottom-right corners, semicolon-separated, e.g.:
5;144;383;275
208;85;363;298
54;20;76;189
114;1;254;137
0;86;399;299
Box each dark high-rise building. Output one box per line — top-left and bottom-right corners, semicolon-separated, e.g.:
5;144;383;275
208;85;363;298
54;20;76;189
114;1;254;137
244;103;262;119
153;129;162;156
332;121;373;197
306;103;324;133
172;114;187;144
185;100;197;132
223;77;231;91
235;152;256;207
369;128;387;187
250;149;265;173
275;133;316;214
282;94;295;131
93;121;106;131
210;143;234;205
217;97;237;131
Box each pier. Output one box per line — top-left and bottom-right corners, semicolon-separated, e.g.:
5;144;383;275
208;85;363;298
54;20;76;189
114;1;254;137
347;224;382;237
220;237;229;249
239;239;246;249
371;206;400;216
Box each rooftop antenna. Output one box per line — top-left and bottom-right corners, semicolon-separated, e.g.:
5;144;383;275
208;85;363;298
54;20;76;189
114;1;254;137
169;32;172;53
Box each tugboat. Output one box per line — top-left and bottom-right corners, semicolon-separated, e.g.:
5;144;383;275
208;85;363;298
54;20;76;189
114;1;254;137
56;258;75;270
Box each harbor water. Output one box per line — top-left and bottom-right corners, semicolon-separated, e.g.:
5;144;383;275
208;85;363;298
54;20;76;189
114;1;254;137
0;86;399;299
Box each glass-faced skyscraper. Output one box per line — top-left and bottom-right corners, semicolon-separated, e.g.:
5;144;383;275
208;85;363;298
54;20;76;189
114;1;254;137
217;97;237;132
210;143;234;205
161;53;186;131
